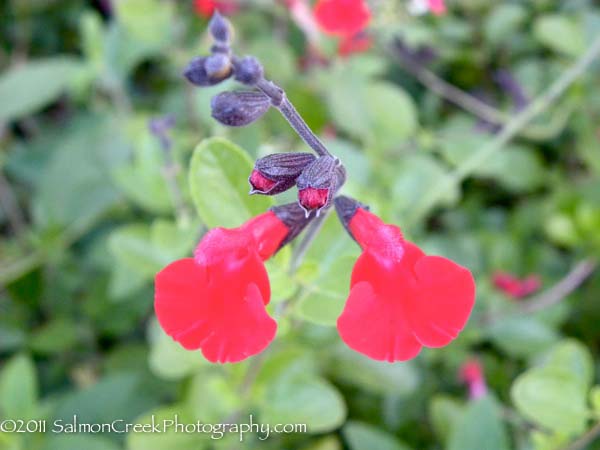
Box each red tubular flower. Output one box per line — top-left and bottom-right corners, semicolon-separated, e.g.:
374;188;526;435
313;0;371;37
334;197;476;362
155;208;307;363
338;32;372;57
194;0;238;18
492;271;541;299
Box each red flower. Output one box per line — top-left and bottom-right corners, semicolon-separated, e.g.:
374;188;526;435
427;0;446;15
492;271;541;299
194;0;238;18
154;211;288;363
336;205;475;362
338;32;372;57
313;0;371;37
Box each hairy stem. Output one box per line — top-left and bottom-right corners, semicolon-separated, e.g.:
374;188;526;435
289;208;330;274
406;35;600;227
519;259;597;314
562;421;600;450
391;44;572;140
256;79;332;158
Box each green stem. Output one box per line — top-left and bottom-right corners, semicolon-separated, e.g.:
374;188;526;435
406;35;600;228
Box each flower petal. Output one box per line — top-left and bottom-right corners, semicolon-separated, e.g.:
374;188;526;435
154;257;276;363
313;0;371;36
337;281;422;362
406;256;476;347
155;258;210;345
199;283;277;363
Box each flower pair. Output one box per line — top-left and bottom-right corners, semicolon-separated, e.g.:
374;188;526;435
155;196;475;363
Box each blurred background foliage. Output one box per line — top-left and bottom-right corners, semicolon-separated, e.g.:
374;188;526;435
1;0;600;449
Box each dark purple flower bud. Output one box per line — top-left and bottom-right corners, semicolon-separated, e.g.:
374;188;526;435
234;56;264;85
209;12;231;43
271;202;314;248
211;91;271;127
249;152;316;195
296;155;340;216
334;195;369;239
184;56;232;86
205;53;232;79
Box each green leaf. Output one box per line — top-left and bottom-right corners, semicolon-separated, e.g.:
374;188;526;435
591;386;600;416
477;145;546;193
0;354;38;418
330;346;419;396
33;115;128;228
115;0;173;47
53;373;159;426
484;4;527;46
448;396;510;450
108;219;197;288
429;395;465;444
543;339;594;389
488;317;559;359
325;68;417;150
511;367;588;435
29;319;80;355
260;376;347;434
343;421;412;450
187;373;241;423
0;58;83;121
113;131;173;214
295;255;355;326
393;154;458;217
188;137;273;228
148;320;207;380
534;15;585;57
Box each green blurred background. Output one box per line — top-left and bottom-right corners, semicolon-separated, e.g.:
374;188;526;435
1;0;600;449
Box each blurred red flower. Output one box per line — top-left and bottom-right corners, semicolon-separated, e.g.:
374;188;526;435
337;208;475;362
154;212;288;363
313;0;371;37
428;0;446;15
194;0;238;18
338;32;372;57
492;271;541;299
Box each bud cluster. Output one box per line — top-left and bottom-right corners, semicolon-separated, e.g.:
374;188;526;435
185;12;349;234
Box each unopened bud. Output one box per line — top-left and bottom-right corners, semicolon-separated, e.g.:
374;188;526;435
209;12;231;43
211;91;271;127
296;155;339;215
234;56;264;85
249;152;316;195
184;56;232;86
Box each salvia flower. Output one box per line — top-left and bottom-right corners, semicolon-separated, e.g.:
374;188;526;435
249;152;316;195
211;91;271;127
194;0;238;18
313;0;371;37
155;206;310;363
492;271;541;299
334;196;476;362
160;13;477;365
